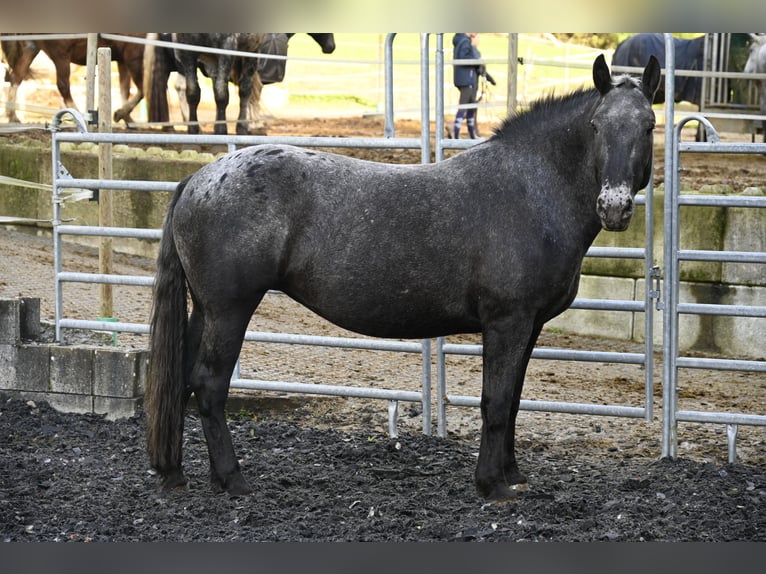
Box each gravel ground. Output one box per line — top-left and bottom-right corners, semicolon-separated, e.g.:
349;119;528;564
1;116;765;541
2;393;765;542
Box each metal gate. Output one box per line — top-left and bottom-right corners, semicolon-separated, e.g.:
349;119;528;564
661;34;766;462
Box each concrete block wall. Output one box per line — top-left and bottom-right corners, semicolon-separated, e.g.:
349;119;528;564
550;275;766;360
0;297;147;419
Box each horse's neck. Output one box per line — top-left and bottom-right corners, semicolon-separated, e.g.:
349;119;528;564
482;121;602;240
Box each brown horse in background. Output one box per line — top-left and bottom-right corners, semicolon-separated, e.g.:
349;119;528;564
1;33;145;124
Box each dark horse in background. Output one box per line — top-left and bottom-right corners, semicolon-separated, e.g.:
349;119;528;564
143;33;335;134
612;33;705;140
0;33;145;123
612;33;704;107
145;54;660;501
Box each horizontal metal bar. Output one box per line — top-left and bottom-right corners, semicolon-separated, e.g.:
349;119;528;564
54;131;424;149
585;246;646;259
57;225;162;240
569;298;645;312
677;302;766;318
676;356;766;372
677;195;766;208
243;330;425;353
675;410;766;426
441;343;646;365
445;394;647;418
231;378;423;403
57;272;155;287
679;142;766;154
58;319;149;334
679;249;766;264
55;179;177;192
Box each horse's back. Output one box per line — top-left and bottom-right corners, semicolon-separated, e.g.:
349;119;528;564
172;145;497;338
171;143;586;339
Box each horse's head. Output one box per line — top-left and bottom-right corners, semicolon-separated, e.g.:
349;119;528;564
590;54;660;231
744;34;766;74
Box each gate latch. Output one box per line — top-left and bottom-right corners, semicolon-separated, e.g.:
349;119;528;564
649;265;663;310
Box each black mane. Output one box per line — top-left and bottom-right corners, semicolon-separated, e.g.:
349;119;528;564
491;75;642;140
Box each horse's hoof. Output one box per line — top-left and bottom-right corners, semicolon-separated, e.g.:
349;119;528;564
160;470;189;491
506;468;528;486
481;483;519;503
211;473;253;496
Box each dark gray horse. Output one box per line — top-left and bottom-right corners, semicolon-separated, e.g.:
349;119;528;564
146;54;660;502
143;33;335;133
171;33;260;135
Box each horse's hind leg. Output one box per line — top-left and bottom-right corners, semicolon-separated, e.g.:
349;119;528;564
235;57;257;135
52;57;77;110
191;297;261;495
5;43;39;123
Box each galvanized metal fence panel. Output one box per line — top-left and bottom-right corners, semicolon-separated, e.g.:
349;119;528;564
661;34;766;463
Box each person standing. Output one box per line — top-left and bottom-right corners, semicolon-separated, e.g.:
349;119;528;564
452;33;495;139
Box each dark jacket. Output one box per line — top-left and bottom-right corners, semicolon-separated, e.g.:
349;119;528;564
453;33;481;88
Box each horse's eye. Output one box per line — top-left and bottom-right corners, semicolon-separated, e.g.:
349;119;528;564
590;120;598;134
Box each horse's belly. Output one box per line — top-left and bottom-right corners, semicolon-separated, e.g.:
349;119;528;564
286;287;481;340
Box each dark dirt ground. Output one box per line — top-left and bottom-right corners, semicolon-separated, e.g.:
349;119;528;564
2;110;766;541
2;392;765;542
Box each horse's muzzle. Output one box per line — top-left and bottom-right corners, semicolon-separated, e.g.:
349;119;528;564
597;185;634;231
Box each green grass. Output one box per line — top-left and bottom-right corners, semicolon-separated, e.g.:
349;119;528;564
280;33;613;122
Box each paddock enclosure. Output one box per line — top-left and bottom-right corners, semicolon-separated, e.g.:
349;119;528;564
1;34;765;489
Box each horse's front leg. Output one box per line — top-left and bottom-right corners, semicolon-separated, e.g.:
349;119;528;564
475;316;541;501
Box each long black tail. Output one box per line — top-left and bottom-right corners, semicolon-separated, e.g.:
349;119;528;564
142;33;171;124
145;177;191;473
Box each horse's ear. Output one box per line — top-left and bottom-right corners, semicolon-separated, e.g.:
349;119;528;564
592;54;612;95
642;55;661;102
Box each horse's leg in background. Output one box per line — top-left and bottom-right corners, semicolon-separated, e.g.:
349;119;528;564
190;296;262;494
475;314;540;501
175;75;189;122
177;54;201;134
212;56;233;135
51;55;77;110
3;40;39;122
235;57;258;135
245;72;264;133
113;45;146;125
760;79;766;143
113;61;138;124
5;81;23;123
143;34;173;128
